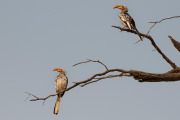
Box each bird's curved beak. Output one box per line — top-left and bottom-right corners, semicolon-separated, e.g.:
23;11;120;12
113;5;123;9
53;68;62;72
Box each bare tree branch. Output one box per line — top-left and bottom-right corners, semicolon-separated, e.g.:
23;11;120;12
28;16;180;108
27;81;86;101
26;59;130;102
168;36;180;52
27;66;180;104
27;63;180;102
112;26;177;69
26;92;58;101
147;16;180;35
81;73;129;87
73;59;108;70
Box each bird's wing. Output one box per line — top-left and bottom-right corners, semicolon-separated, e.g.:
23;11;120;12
55;74;68;96
119;14;128;28
119;13;133;30
60;75;68;97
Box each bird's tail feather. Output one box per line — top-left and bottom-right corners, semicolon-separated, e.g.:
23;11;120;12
54;95;61;115
134;26;143;41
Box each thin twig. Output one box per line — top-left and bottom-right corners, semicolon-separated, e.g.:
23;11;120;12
25;92;39;100
149;16;180;23
81;73;130;87
73;59;108;70
147;16;180;35
29;93;58;101
25;92;31;101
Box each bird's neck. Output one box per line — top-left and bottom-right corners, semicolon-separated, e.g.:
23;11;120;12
120;10;128;14
60;73;66;76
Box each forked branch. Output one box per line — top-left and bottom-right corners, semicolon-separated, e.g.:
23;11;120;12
112;26;177;69
27;59;180;102
27;16;179;104
73;59;108;70
147;16;180;35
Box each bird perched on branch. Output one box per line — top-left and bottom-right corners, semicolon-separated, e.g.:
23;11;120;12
113;5;143;41
53;68;68;115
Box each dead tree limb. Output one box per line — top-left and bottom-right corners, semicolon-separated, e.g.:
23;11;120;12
147;16;180;35
73;59;108;70
112;26;177;69
27;59;180;102
72;60;180;83
27;16;179;104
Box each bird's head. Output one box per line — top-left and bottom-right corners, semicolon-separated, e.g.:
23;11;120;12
113;5;128;12
53;68;66;74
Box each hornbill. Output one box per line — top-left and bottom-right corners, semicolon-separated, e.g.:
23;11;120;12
113;5;143;41
53;68;68;115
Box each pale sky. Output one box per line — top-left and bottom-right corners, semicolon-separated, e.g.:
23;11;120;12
1;0;180;120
